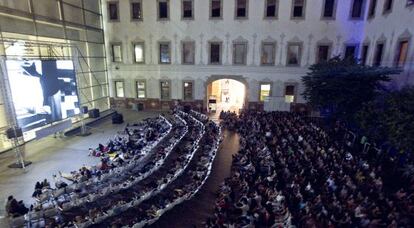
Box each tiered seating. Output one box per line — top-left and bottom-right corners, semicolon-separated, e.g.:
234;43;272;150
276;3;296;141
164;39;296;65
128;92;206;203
9;116;173;228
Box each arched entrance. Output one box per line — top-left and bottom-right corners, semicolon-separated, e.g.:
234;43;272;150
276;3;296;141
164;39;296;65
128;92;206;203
206;76;247;114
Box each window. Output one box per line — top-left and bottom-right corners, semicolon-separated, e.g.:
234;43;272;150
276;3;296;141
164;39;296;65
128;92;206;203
115;81;124;98
373;43;384;66
209;42;222;64
211;0;222;18
158;0;169;20
383;0;393;13
351;0;365;19
292;0;305;19
133;43;144;63
368;0;377;18
136;80;146;98
285;85;295;103
111;43;122;62
261;42;276;65
108;2;119;21
235;0;248;18
233;43;247;65
361;44;369;65
323;0;335;18
183;81;193;100
265;0;278;18
159;42;171;64
160;81;171;100
182;0;193;19
395;40;409;67
344;44;358;60
287;43;302;66
317;45;330;63
408;0;414;7
182;41;195;64
259;83;271;102
131;1;142;20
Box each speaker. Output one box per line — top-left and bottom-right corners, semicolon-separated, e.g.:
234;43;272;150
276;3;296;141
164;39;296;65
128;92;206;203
88;108;100;118
81;106;89;114
6;127;23;139
112;113;124;124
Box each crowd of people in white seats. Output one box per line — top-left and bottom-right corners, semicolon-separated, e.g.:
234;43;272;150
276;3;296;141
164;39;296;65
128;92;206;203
206;110;414;227
6;116;172;227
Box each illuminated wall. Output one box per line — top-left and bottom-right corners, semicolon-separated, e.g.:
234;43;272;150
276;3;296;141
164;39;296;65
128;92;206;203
0;0;109;151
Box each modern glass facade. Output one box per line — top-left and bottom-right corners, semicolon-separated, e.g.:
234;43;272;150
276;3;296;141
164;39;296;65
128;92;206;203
0;0;109;151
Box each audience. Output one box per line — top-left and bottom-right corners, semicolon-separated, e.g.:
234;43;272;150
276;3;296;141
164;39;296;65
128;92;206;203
208;110;414;227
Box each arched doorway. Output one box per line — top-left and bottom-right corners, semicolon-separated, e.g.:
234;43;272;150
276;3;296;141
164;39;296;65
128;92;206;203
206;77;247;114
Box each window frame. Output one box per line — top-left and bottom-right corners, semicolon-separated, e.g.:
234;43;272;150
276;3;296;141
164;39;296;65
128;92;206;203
182;0;194;20
210;0;223;20
291;0;306;20
316;43;332;63
159;41;171;64
160;80;172;100
135;79;147;99
183;80;195;101
209;41;223;65
132;42;145;64
232;42;248;65
114;80;125;98
130;0;143;21
343;43;360;60
367;0;377;19
157;0;170;21
286;42;303;66
235;0;249;20
373;41;385;66
394;39;410;68
360;44;370;65
111;42;123;63
383;0;393;14
284;84;297;103
260;41;277;66
181;41;196;65
349;0;366;20
321;0;337;20
264;0;279;19
259;82;272;102
107;1;120;22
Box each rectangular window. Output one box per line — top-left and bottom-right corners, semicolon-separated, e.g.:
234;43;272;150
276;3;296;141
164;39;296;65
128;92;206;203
133;43;144;63
368;0;377;17
351;0;364;18
236;0;248;18
285;85;295;103
131;1;142;20
373;43;384;66
317;45;330;63
159;42;171;64
112;43;122;62
108;2;119;21
115;81;124;98
158;0;169;20
259;83;271;102
265;0;278;18
183;81;193;100
261;43;276;65
323;0;335;18
361;45;369;65
344;45;358;60
136;81;146;98
383;0;393;13
287;43;301;66
182;0;193;19
211;0;222;18
395;40;409;67
292;0;305;19
210;42;221;64
182;42;195;64
160;81;171;100
233;43;247;65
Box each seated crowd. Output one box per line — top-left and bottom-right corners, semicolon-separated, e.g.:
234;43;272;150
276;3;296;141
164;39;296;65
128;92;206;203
207;111;414;227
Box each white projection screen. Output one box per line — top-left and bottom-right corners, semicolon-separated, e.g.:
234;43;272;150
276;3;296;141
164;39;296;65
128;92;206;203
6;60;80;131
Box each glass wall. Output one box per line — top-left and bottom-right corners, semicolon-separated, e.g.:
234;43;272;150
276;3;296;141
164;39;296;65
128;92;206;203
0;0;109;151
